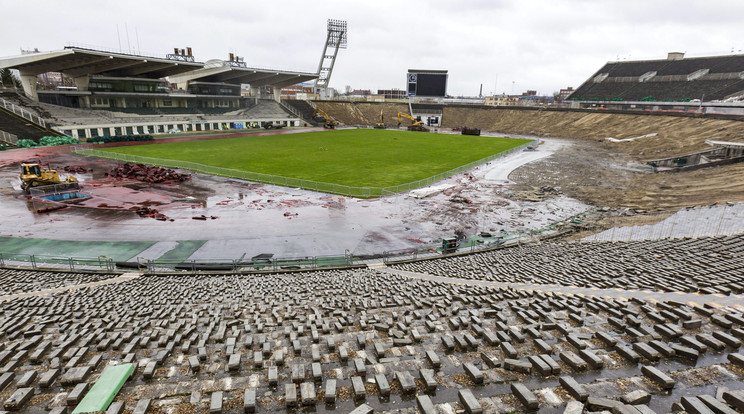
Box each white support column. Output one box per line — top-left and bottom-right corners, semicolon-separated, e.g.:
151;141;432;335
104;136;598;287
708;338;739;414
73;76;91;91
273;87;282;103
18;72;39;100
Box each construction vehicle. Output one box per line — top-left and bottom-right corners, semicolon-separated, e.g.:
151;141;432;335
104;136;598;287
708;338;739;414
374;109;385;129
312;108;339;129
19;160;78;193
261;121;284;130
397;112;428;132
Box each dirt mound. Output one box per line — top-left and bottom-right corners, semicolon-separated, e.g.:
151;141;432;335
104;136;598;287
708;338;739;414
442;106;744;159
509;139;744;210
314;102;409;128
318;102;744;159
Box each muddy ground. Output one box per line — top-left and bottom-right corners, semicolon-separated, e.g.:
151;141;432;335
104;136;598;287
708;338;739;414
0;132;586;259
312;103;744;215
508;138;744;211
4;104;744;258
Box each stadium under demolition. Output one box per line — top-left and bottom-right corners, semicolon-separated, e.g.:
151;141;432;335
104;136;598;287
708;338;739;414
0;132;587;262
1;38;744;414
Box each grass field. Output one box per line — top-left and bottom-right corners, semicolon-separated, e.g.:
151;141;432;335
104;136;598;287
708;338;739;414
98;129;531;189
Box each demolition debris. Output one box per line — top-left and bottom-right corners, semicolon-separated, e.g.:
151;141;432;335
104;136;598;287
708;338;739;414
106;163;192;184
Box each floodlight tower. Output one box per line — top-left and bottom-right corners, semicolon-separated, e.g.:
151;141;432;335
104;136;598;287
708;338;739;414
314;19;347;99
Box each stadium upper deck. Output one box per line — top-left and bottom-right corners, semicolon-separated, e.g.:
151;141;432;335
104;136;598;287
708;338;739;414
569;52;744;106
0;46;317;110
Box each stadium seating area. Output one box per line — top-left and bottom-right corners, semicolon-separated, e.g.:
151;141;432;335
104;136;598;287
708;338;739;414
282;99;322;126
0;251;741;413
390;235;744;295
0;107;55;141
570;54;744;102
0;269;113;295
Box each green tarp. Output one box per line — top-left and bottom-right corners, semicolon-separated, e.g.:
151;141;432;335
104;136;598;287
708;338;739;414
72;363;134;413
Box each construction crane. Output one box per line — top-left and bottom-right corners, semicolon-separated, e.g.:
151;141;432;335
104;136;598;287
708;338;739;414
313;108;339;129
374;109;385;129
19;160;78;193
397;112;428;132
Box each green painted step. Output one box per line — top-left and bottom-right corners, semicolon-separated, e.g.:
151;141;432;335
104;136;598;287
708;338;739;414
72;363;134;413
0;236;154;261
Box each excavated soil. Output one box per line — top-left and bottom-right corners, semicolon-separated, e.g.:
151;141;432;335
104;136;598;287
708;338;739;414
441;107;744;159
509;139;744;210
313;102;410;128
316;102;744;212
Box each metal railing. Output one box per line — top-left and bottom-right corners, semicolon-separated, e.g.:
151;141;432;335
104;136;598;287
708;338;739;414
0;209;591;274
278;101;302;119
0;253;116;272
0;230;539;274
0;130;17;145
74;140;535;198
0;97;46;128
29;182;82;198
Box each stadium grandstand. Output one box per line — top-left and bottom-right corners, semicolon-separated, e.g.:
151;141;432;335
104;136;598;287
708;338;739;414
0;46;317;139
1;37;744;412
568;52;744;114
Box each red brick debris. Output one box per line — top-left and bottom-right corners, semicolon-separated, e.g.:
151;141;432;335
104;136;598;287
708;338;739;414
106;163;192;184
62;165;91;173
134;206;170;221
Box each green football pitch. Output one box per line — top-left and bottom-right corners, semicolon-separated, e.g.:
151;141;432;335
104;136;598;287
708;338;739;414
95;129;531;192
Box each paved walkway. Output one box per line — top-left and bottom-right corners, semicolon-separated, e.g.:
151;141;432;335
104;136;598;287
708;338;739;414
0;272;141;302
373;264;744;311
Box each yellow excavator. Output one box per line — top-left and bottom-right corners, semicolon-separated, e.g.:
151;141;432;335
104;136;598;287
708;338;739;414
19;160;78;193
313;108;339;129
374;109;385;129
397;112;428;132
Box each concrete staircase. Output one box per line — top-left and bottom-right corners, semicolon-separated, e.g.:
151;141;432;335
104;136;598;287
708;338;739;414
281;100;322;126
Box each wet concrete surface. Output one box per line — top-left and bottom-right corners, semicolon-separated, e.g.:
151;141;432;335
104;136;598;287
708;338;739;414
0;135;586;260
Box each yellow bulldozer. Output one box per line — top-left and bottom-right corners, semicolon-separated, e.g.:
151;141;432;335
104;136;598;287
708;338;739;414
19;160;78;193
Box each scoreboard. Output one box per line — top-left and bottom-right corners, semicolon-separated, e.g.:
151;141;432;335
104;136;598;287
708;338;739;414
407;70;448;97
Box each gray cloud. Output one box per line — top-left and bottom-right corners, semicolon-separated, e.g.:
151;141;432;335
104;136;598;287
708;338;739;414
4;0;743;96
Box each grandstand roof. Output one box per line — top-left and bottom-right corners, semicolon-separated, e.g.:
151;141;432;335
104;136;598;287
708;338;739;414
569;53;744;103
0;47;318;87
0;47;204;78
167;65;317;89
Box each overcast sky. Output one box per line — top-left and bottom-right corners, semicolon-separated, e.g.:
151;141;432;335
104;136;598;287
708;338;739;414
5;0;744;96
